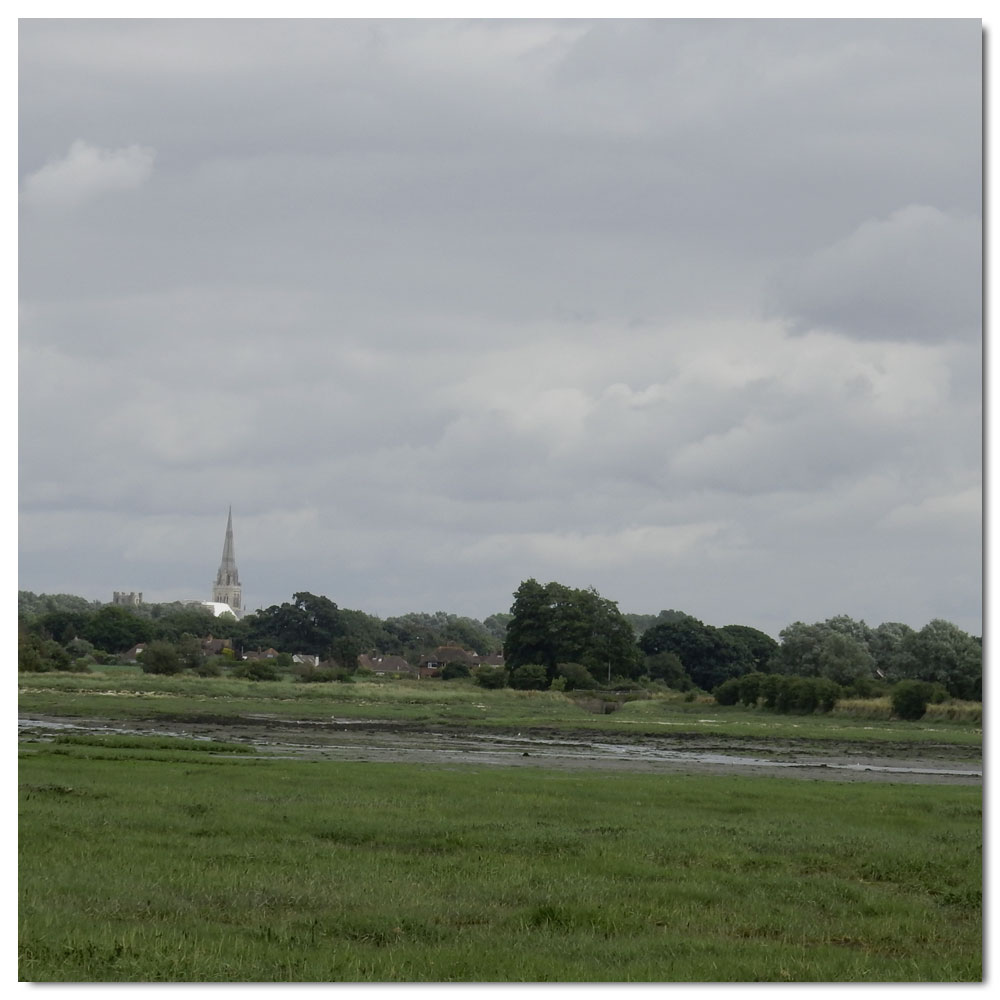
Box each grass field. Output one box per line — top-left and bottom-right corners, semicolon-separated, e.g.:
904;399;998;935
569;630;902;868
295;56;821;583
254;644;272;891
18;733;981;982
17;670;983;747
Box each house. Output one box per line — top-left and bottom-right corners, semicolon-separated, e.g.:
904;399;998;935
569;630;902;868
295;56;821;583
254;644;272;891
121;643;147;663
292;654;320;667
473;654;505;669
243;647;280;661
420;647;504;671
201;635;233;657
358;654;418;677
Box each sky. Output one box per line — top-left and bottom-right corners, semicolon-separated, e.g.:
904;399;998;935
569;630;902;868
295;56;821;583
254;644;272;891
17;17;983;638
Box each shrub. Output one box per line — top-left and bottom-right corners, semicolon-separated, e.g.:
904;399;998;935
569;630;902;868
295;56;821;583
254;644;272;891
737;672;767;707
475;667;508;690
813;677;842;713
441;661;472;680
759;673;782;709
139;641;182;676
195;658;223;677
556;662;598;691
509;664;549;690
891;680;936;721
232;660;281;682
713;678;741;706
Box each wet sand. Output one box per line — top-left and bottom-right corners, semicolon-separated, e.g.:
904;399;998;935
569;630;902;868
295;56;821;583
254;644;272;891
18;713;982;785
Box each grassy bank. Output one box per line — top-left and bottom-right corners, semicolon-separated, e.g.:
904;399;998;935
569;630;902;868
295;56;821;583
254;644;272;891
18;671;982;748
18;734;981;982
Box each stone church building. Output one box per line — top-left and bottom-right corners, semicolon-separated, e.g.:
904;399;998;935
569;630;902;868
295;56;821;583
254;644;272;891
211;506;243;616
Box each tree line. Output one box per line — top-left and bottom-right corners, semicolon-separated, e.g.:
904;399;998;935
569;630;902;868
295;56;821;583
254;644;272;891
500;580;981;702
17;583;982;705
17;590;507;674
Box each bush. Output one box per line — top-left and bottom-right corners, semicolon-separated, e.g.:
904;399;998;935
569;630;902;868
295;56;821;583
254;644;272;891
713;678;741;705
195;658;223;677
233;660;282;682
812;677;842;713
295;664;353;683
737;672;767;707
509;664;549;690
441;661;472;680
556;662;598;691
891;680;936;721
475;667;508;690
139;641;182;676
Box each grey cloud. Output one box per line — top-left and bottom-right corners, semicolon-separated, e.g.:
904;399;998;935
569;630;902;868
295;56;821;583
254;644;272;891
18;20;982;636
771;205;981;342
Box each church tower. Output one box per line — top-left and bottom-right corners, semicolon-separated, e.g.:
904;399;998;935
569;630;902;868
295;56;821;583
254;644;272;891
212;506;242;614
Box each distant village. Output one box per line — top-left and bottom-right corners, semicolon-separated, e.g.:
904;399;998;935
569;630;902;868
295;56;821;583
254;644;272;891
108;508;504;679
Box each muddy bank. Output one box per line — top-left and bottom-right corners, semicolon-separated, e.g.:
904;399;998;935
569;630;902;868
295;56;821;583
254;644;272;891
18;713;982;785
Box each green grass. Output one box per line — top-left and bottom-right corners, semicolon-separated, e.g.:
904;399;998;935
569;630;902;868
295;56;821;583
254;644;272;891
19;736;982;982
18;671;982;748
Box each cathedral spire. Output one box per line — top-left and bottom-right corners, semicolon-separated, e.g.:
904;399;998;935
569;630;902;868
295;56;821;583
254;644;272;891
212;506;242;613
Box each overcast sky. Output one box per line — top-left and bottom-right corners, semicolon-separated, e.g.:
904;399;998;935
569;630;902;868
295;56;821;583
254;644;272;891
18;18;982;637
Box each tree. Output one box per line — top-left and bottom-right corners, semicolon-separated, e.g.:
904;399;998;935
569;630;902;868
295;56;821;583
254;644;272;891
441;661;472;680
771;621;874;686
177;634;204;673
643;651;692;690
718;625;778;671
869;622;917;681
84;606;152;653
504;580;643;683
150;606;217;644
639;614;754;691
901;620;981;699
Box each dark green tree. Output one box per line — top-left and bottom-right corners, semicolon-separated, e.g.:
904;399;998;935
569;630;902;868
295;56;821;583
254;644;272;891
644;650;692;690
84;606;153;653
718;625;778;671
504;580;642;682
639;614;754;691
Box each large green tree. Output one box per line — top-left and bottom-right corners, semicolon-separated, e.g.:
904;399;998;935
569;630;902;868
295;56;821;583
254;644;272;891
901;619;981;699
639;614;754;691
504;580;642;682
770;621;875;686
243;592;382;669
83;606;153;653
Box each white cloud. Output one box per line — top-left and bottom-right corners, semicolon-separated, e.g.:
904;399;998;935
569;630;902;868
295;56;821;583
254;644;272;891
21;140;155;210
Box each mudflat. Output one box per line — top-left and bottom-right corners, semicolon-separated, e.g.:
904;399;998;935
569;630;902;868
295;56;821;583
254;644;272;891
18;713;982;785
